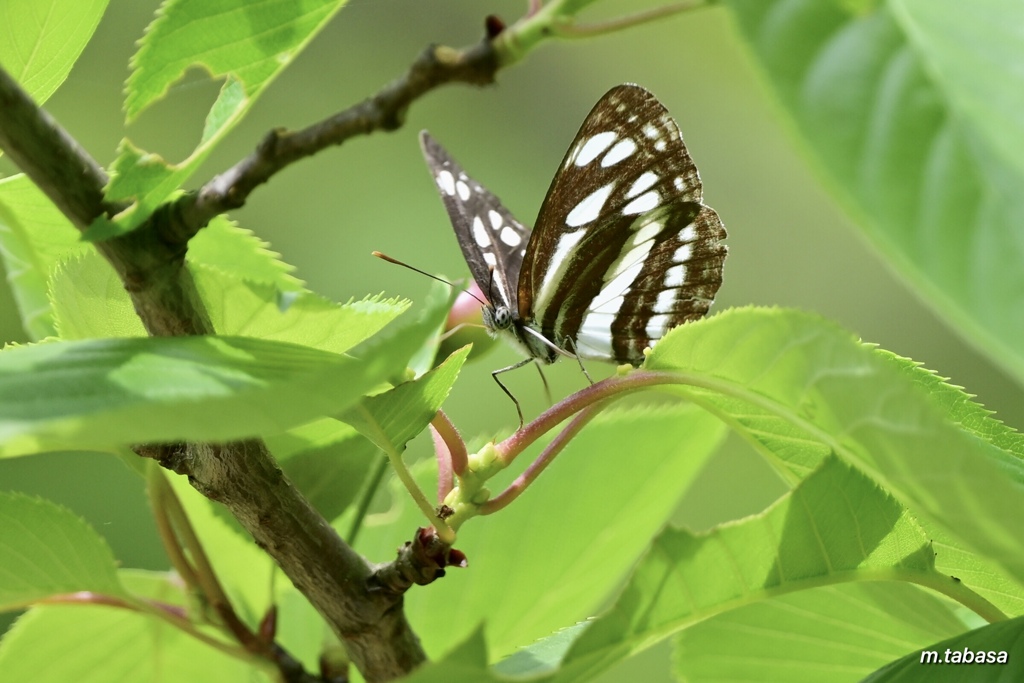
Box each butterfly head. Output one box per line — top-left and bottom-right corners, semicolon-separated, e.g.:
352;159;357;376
486;304;515;332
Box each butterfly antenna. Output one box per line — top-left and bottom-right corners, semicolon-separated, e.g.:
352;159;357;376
372;251;489;308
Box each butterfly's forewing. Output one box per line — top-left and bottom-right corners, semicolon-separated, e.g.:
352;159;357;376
419;132;530;313
519;84;727;364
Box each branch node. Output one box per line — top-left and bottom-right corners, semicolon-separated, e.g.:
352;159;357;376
258;127;287;156
485;15;507;39
431;44;461;67
370;528;467;595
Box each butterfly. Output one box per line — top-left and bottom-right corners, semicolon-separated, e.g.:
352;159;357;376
421;84;727;425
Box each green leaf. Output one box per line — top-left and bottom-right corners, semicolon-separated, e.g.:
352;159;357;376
862;615;1023;681
892;0;1024;181
188;217;304;292
926;522;1024;619
871;352;1024;616
646;308;1024;585
0;176;88;340
85;142;186;239
494;623;589;678
0;184;312;342
194;265;409;354
50;253;147;340
0;570;268;683
0;335;399;457
874;349;1024;460
273;585;321;673
342;346;470;454
347;279;458;386
88;141;201;239
50;249;407;352
93;0;349;237
355;404;726;660
0;492;125;611
404;281;458;379
673;583;970;683
548;457;956;682
396;628;498;682
125;0;345;120
268;418;381;522
723;0;1024;383
0;0;109;104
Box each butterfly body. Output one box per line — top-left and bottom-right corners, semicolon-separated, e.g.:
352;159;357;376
482;300;561;365
421;85;727;419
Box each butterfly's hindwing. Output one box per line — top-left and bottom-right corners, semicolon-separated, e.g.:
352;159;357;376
419;132;529;315
594;204;726;362
518;84;727;364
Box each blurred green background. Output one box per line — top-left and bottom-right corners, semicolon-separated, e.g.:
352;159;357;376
2;1;1022;680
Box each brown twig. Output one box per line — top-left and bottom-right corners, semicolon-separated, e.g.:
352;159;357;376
552;1;701;38
431;410;468;501
480;399;610;514
434;370;693;531
495;370;682;464
168;39;500;245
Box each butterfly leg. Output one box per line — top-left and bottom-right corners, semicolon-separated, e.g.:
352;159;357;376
565;338;595;385
492;357;534;429
534;363;553;406
575;355;595;385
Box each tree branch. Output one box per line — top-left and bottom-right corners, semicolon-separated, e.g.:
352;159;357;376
169;38;499;244
136;437;429;681
0;56;434;682
0;64;209;338
0;68;113;228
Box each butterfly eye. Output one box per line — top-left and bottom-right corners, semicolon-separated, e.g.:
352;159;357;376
492;306;513;330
